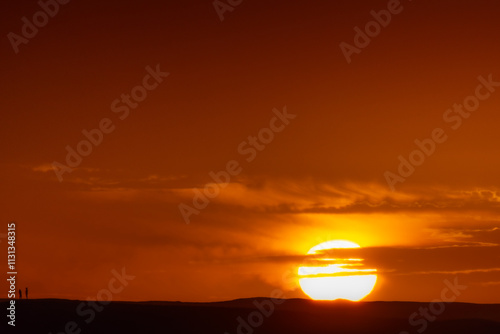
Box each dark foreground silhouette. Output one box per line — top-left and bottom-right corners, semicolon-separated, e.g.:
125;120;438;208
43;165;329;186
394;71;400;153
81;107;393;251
2;298;500;333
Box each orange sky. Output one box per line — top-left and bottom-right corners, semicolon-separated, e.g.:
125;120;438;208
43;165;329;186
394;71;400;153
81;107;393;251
1;0;500;303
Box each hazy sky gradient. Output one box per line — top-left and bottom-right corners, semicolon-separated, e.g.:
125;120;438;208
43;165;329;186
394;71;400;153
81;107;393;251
1;0;499;303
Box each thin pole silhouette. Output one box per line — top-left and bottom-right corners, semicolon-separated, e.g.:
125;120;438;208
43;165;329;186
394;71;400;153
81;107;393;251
19;289;22;299
25;287;28;300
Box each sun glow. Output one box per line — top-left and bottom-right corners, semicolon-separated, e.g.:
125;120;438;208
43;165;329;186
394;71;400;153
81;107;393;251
298;240;377;301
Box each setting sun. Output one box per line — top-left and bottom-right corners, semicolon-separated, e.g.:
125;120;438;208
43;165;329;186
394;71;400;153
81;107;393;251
298;240;377;301
4;1;500;332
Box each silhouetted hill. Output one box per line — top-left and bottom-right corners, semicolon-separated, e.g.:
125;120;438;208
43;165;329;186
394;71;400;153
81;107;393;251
2;298;500;333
